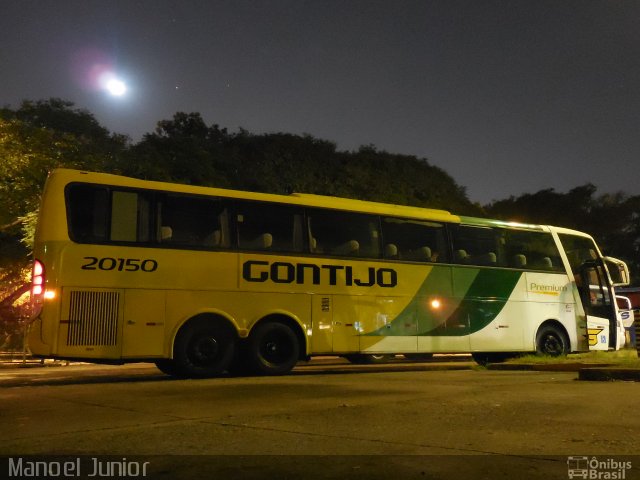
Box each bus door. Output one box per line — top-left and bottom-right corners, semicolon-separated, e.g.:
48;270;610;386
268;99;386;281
578;261;618;350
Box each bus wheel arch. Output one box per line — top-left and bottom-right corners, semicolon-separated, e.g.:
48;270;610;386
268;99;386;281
535;320;570;357
242;314;305;375
169;313;238;378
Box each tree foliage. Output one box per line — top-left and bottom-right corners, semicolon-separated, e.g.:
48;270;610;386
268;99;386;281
122;113;480;215
0;265;31;351
0;99;128;255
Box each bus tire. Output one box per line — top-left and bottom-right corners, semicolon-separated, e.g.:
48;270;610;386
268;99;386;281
154;359;180;376
403;353;434;362
246;321;300;375
536;325;569;357
173;318;236;378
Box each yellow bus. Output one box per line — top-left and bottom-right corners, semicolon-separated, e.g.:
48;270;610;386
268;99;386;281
28;169;630;376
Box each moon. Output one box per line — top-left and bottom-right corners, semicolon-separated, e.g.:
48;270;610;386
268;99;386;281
105;77;127;96
96;70;127;97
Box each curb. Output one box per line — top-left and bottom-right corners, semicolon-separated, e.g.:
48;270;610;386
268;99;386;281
486;363;617;372
578;368;640;382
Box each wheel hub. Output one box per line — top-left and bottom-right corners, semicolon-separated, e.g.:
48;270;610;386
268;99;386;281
194;337;219;363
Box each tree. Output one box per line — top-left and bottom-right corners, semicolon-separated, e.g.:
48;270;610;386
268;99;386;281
0;265;31;351
122;112;230;186
128;113;480;215
0;99;127;252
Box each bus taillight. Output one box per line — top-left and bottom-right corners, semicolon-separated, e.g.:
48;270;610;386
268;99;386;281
31;259;45;301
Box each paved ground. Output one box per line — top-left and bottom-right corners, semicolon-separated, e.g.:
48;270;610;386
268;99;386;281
0;359;639;479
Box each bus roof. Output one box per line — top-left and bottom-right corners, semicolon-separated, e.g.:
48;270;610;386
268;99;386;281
459;215;597;239
48;168;461;224
49;169;591;235
459;215;547;231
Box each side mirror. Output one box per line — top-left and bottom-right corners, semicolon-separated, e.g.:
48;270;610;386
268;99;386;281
604;257;630;287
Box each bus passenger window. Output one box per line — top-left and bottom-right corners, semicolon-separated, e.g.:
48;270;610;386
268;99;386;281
66;184;110;242
381;217;446;263
503;230;563;272
450;225;499;267
307;210;381;259
158;194;230;249
236;202;303;253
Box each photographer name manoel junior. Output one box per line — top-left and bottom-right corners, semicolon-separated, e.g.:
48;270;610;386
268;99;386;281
7;457;150;478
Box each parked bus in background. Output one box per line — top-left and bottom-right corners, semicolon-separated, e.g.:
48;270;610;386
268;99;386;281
28;169;630;376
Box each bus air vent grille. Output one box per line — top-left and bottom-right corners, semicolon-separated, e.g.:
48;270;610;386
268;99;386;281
67;291;119;346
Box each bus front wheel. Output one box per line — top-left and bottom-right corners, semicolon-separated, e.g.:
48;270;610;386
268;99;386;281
173;319;236;378
536;325;569;357
246;321;300;375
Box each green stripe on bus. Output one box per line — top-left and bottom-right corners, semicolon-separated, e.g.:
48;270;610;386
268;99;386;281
365;267;522;337
420;269;522;336
365;266;469;337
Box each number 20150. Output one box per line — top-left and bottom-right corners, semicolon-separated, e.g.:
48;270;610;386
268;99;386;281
81;257;158;272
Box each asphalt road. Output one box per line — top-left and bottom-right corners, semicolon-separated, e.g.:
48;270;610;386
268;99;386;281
0;360;638;480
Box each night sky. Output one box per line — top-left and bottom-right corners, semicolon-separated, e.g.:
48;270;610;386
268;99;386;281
2;0;639;204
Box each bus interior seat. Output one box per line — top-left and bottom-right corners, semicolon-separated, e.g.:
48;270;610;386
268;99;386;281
417;246;432;261
384;243;398;259
476;252;497;265
403;246;431;261
541;257;553;269
332;239;359;256
310;236;321;253
203;230;221;247
511;254;527;267
160;226;173;242
245;233;273;250
454;249;469;263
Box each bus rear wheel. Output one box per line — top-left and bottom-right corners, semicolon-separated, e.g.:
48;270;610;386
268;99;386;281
246;321;300;375
173;319;236;378
154;359;180;376
536;325;569;357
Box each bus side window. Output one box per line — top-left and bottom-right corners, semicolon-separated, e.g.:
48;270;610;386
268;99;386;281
503;229;563;272
381;217;446;263
66;184;110;242
308;209;381;259
236;201;304;253
157;194;230;249
450;225;498;267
